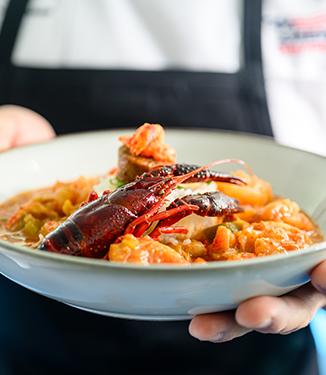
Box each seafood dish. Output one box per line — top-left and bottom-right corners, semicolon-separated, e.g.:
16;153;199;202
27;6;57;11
0;124;323;266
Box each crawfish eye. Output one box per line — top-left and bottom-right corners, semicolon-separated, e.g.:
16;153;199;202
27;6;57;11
158;189;164;196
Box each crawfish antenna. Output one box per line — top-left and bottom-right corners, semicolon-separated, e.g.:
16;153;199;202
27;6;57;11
206;158;254;176
172;158;254;186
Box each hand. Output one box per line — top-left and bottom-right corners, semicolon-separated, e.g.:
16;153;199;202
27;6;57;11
189;259;326;342
0;105;55;151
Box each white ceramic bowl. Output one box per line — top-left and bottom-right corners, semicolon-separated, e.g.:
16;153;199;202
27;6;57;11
0;129;326;321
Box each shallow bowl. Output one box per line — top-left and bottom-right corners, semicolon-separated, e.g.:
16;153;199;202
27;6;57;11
0;129;326;320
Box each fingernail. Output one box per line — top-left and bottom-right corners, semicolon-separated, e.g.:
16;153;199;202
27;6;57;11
255;317;272;330
208;332;224;343
315;284;326;295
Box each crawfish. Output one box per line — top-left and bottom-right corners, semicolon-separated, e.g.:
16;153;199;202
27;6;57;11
37;159;248;258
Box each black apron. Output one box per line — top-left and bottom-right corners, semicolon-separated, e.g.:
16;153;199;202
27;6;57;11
0;0;273;136
0;1;318;375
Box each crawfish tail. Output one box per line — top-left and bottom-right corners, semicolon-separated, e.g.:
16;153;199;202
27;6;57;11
38;220;85;256
38;195;137;258
168;191;243;217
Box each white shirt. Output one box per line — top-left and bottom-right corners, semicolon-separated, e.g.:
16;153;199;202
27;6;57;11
262;0;326;155
9;0;242;72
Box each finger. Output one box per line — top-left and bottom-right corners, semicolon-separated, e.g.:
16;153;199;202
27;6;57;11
311;260;326;302
0;105;55;152
15;120;55;146
189;311;252;343
0;125;15;151
235;283;326;334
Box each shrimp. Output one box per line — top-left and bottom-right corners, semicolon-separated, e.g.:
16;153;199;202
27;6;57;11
107;234;190;265
253;198;315;232
119;123;177;163
237;221;312;255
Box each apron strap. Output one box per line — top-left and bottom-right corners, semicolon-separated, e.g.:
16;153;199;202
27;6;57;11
242;0;273;137
0;0;28;102
0;0;28;67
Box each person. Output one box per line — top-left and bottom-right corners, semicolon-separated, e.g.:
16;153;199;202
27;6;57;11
1;0;326;374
